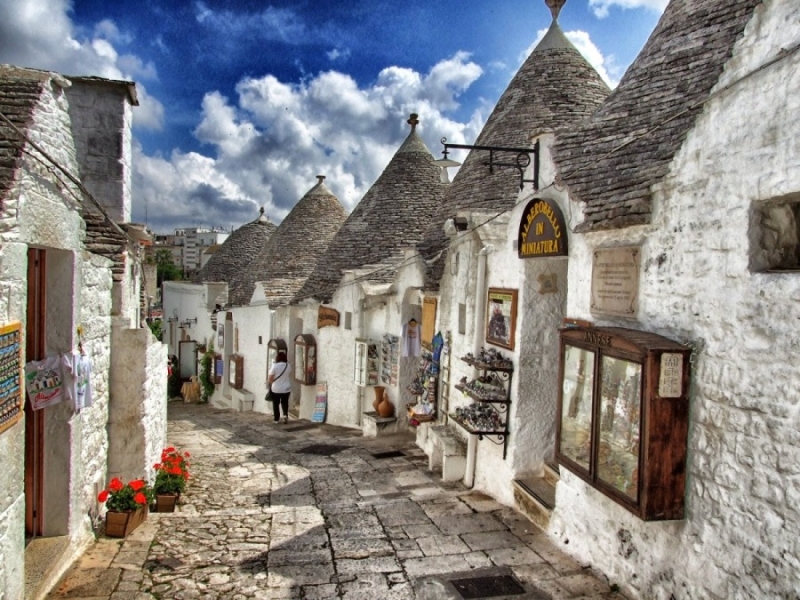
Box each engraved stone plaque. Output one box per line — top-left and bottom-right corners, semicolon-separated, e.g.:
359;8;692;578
658;353;683;398
590;246;640;318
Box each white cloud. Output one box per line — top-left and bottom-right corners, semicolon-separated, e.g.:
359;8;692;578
326;48;351;62
589;0;668;19
524;28;620;88
0;0;164;130
133;54;486;229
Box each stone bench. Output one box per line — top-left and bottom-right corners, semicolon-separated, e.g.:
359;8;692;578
362;411;398;437
426;424;467;482
230;387;254;412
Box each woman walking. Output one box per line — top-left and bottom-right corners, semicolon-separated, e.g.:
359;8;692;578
268;351;291;423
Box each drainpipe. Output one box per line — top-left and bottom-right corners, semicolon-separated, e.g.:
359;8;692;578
465;243;492;488
356;297;366;427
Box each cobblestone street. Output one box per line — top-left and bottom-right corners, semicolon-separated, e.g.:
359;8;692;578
48;402;623;599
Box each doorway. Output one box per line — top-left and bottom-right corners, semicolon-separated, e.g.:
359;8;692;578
25;248;46;539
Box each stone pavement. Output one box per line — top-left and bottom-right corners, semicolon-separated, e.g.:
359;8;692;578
47;402;626;600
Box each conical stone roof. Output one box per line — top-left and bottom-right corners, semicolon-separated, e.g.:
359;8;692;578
420;9;610;290
192;208;277;302
296;114;446;304
230;176;347;306
552;0;761;232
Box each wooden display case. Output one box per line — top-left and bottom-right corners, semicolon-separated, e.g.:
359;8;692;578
556;325;691;520
228;354;244;390
294;334;316;385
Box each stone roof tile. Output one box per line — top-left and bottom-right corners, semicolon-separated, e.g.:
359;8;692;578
192;209;277;299
230;176;347;306
419;19;610;289
551;0;761;232
296;115;446;304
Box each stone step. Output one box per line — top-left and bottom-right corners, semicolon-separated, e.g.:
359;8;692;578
513;476;556;530
543;461;560;488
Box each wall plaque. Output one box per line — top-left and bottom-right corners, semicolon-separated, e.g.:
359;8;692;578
590;246;640;318
518;198;568;258
318;306;340;328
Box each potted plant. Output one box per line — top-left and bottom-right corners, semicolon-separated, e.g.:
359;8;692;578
98;477;153;537
151;447;190;512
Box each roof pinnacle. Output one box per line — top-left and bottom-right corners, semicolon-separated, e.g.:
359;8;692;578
545;0;566;20
407;113;419;130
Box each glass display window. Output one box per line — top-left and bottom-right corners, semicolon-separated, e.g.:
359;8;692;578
267;338;287;379
556;325;691;521
559;345;595;470
294;334;316;385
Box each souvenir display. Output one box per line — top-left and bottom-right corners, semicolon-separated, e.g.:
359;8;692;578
0;322;22;434
406;332;443;425
450;348;513;459
353;339;379;387
556;325;691;521
380;334;399;385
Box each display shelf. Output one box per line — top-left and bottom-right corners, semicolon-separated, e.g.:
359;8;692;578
455;350;514;459
454;383;510;406
556;325;692;521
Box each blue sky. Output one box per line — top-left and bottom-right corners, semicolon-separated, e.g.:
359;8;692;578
0;0;666;232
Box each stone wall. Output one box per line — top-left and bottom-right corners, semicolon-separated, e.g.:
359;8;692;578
0;74;102;600
65;80;133;223
552;2;800;597
107;318;168;485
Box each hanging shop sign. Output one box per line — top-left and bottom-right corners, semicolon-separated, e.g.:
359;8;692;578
0;322;23;434
317;306;340;328
518;197;568;258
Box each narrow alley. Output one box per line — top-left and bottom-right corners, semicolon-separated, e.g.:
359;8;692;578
48;403;622;600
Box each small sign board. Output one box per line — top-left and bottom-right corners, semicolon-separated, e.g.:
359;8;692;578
318;306;339;328
658;353;684;398
311;383;327;423
518;198;568;258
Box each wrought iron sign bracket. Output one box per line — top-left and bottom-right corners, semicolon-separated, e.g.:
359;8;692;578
437;138;540;191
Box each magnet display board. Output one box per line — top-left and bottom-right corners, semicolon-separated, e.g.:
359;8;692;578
0;322;23;435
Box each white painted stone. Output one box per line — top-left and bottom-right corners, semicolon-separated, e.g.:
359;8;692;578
552;2;800;598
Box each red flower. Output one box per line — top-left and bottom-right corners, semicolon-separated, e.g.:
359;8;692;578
153;463;161;470
165;446;175;453
169;466;182;475
184;452;191;458
98;490;109;503
133;492;147;505
109;477;124;492
129;479;145;491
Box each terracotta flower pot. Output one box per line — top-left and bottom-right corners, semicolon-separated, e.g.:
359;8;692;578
373;386;386;411
105;506;148;538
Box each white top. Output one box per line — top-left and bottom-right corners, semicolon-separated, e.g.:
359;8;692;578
269;361;292;394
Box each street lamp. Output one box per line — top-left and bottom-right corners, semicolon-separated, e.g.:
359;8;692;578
432;138;540;191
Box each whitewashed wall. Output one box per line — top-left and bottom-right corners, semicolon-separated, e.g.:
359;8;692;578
0;76;110;600
229;303;272;408
552;2;800;598
107;319;167;484
422;135;570;507
162;281;221;357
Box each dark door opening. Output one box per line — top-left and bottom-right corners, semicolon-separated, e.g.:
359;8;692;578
25;248;46;539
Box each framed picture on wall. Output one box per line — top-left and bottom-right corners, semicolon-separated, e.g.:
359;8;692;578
486;288;517;350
